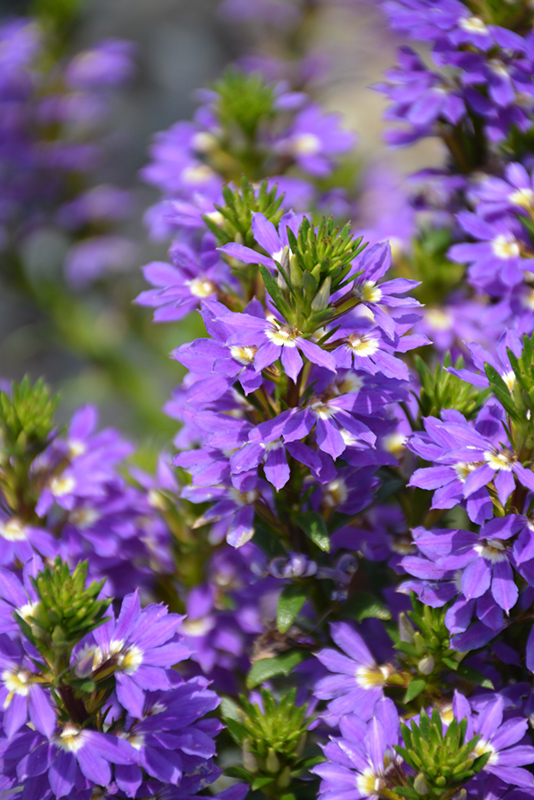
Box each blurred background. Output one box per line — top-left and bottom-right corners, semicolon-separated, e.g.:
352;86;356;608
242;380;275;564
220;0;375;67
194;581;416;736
0;0;440;447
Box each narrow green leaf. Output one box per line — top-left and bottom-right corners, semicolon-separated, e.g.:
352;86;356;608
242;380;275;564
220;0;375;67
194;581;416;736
246;650;306;689
404;678;427;703
277;584;308;634
296;511;330;552
252;777;274;791
345;592;392;623
455;664;494;689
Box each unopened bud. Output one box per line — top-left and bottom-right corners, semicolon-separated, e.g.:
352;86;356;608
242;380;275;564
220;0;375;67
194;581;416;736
311;277;331;311
265;747;280;774
242;741;259;774
413;631;425;657
290;254;302;287
418;655;435;676
413;773;430;795
278;765;292;788
398;612;415;644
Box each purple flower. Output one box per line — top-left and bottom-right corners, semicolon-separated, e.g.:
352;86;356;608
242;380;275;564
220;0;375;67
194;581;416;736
0;634;56;738
407;516;523;614
313;697;402;797
2;723;135;798
470;163;534;219
454;693;534;790
449;211;531;295
213;303;337;382
274;104;355;177
314;622;389;718
408;403;534;522
219;210;304;271
74;591;190;718
136;236;230;322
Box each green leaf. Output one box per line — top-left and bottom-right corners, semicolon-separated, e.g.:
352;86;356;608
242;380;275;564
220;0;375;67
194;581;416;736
295;511;330;552
344;592;392;623
404;678;427;703
224;718;248;746
394;788;420;800
246;650;306;689
220;696;243;723
277;584;307;634
252;777;274;791
455;664;494;689
225;766;252;781
259;264;282;304
484;364;519;421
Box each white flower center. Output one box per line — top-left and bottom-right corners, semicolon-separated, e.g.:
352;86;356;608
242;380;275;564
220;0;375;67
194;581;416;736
358;281;383;304
382;432;407;456
509;188;534;211
230;345;256;365
355;664;390;689
459;15;488;34
474;539;508;563
182;164;215;186
425;308;453;331
356;768;383;797
186;278;215;298
474;739;498;765
3;668;31;700
69;507;100;529
347;333;380;356
229;487;259;506
181;616;215;637
50;475;76;496
454;462;478;482
484;450;514;471
265;326;298;347
68;439;86;458
192;131;218;154
56;724;87;753
0;518;27;541
292;133;321;155
491;235;520;259
323;478;348;507
309;399;336;420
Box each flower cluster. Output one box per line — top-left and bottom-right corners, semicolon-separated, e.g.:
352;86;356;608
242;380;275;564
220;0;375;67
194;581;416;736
0;558;222;799
0;17;135;287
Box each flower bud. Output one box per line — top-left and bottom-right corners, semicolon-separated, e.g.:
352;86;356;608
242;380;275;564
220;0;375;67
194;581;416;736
414;773;430;795
417;655;435;675
242;741;259;773
266;747;281;774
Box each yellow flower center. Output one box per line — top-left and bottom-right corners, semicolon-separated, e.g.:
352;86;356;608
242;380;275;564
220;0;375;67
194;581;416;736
492;235;520;259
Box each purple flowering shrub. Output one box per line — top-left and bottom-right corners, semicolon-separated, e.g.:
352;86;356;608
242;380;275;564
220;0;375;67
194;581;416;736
4;0;534;798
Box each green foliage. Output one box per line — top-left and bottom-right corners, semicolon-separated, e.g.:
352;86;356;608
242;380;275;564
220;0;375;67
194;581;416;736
414;354;490;421
295;510;330;552
246;650;307;689
484;333;534;461
277;584;308;634
394;709;490;800
0;376;58;458
409;229;464;306
204;178;285;249
251;215;366;333
214;68;276;141
30;0;84;37
466;0;534;31
18;558;110;667
222;689;316;799
393;595;493;709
